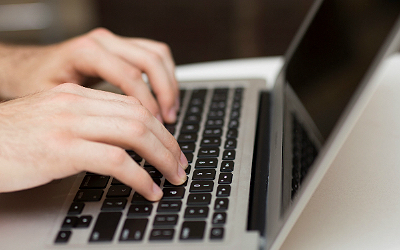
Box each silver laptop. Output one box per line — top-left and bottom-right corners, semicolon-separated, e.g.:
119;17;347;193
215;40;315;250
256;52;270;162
2;0;400;249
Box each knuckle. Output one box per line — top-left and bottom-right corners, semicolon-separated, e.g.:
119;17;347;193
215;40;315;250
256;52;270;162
156;42;172;55
133;105;152;123
49;91;82;105
146;51;163;65
124;67;142;80
105;147;127;167
130;120;149;138
89;27;113;38
68;36;99;52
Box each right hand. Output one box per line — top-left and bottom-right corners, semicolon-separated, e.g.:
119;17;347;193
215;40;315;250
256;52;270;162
0;83;188;201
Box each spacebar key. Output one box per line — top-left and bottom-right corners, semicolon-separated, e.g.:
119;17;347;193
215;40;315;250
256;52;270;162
89;212;122;242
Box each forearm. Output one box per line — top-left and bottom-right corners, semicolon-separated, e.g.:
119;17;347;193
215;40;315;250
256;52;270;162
0;43;54;99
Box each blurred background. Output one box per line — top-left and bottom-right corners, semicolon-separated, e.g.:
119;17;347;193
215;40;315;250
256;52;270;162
0;0;314;65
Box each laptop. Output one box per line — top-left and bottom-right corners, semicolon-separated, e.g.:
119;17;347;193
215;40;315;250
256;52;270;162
2;0;400;249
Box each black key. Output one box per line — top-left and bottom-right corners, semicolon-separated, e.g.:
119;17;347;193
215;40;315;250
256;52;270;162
224;139;237;149
227;129;238;139
210;101;226;110
101;198;127;211
126;150;143;162
208;110;225;119
179;142;195;153
210;227;224;240
218;173;233;184
184;153;193;163
178;133;197;142
184;206;209;218
89;212;121;242
55;231;71;244
205;118;224;128
222;150;236;160
212;93;228;102
157;200;182;213
192;169;216;180
212;212;227;225
165;124;176;135
162;187;186;199
74;189;103;202
195;158;218;168
216;185;231;197
234;93;242;102
68;202;85;215
180;221;206;240
200;137;221;147
149;229;175;241
189;97;204;106
214;198;229;210
197;147;219;158
191;89;207;98
153;178;162;186
131;192;152;203
106;185;132;197
185;165;192;175
144;167;163;179
184;114;201;124
127;204;153;216
111;178;123;185
203;128;222;137
228;119;239;129
186;105;203;115
76;215;92;228
220;161;234;172
181;124;199;133
187;193;211;205
164;179;188;187
153;214;179;226
62;216;77;229
214;88;228;94
120;218;148;241
80;175;109;189
232;100;241;110
230;110;240;119
190;181;214;192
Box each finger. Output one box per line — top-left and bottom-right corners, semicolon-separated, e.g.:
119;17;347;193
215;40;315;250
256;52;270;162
129;38;178;88
89;30;178;123
60;93;185;164
72;115;187;185
70;140;164;201
130;38;177;84
52;83;142;106
131;39;181;116
71;44;163;120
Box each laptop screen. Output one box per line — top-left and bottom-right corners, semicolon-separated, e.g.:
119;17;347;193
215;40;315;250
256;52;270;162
285;0;400;139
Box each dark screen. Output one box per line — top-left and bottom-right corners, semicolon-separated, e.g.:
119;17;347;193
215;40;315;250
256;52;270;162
286;0;400;139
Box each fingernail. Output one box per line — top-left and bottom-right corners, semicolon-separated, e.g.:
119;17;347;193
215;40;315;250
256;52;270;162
156;114;163;123
168;108;177;123
178;166;187;182
152;182;163;198
180;151;188;169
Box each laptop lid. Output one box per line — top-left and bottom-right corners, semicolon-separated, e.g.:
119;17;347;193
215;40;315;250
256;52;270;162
266;0;400;249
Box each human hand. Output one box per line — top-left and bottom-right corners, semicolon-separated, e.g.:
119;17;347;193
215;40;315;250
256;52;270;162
0;28;179;123
0;83;188;201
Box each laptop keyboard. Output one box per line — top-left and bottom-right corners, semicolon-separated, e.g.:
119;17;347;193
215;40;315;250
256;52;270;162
291;115;318;199
55;87;243;244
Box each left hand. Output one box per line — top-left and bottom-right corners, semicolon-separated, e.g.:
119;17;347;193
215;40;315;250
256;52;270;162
0;28;179;123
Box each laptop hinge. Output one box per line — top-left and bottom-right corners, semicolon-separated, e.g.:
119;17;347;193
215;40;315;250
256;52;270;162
247;91;271;236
